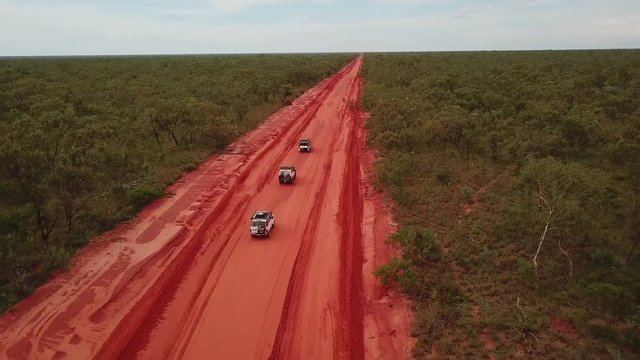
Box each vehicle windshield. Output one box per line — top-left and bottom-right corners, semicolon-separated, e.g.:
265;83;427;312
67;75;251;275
279;169;290;176
299;141;309;145
252;220;266;227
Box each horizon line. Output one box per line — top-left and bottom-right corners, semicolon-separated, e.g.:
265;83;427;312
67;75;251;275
2;47;640;59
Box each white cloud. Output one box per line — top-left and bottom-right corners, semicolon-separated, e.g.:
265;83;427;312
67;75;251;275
376;0;443;4
206;0;292;12
203;0;334;13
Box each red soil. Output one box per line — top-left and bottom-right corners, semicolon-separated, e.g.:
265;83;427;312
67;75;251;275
550;318;578;340
0;56;411;359
472;305;496;360
358;111;414;359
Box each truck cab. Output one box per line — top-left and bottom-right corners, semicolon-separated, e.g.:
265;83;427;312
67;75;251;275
250;210;275;237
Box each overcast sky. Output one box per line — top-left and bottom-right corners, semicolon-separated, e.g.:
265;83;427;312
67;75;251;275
1;0;639;56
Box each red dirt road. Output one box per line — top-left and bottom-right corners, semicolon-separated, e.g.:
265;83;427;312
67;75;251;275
0;56;412;360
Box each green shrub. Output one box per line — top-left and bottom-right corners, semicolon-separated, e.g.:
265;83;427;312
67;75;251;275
590;250;620;268
622;307;640;348
374;257;419;294
566;307;590;329
182;162;198;172
623;326;640;349
127;185;164;209
390;226;443;265
436;170;452;185
517;258;536;280
586;282;635;318
460;185;475;203
411;293;462;356
47;246;74;271
590;323;619;341
0;206;32;234
436;280;466;305
605;346;624;360
0;267;34;312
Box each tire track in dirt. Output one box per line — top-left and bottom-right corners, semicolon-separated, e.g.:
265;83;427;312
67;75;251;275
335;79;366;360
99;75;347;358
170;61;362;358
168;57;365;360
116;60;359;359
268;56;393;360
267;61;361;360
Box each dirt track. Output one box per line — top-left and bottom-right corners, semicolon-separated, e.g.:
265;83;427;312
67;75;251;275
0;56;412;360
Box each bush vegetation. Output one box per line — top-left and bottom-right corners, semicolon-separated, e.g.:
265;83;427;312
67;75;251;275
363;50;640;358
0;54;352;312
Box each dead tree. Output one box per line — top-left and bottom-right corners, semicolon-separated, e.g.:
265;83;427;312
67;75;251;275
531;181;573;280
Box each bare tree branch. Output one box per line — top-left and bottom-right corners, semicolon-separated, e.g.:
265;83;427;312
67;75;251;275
532;188;554;270
557;239;574;280
516;296;526;318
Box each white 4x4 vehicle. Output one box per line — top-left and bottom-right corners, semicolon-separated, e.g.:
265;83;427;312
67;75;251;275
249;210;275;237
298;138;312;152
278;165;296;184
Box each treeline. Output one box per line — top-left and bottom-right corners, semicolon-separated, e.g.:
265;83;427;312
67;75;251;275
0;54;352;312
363;50;640;358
